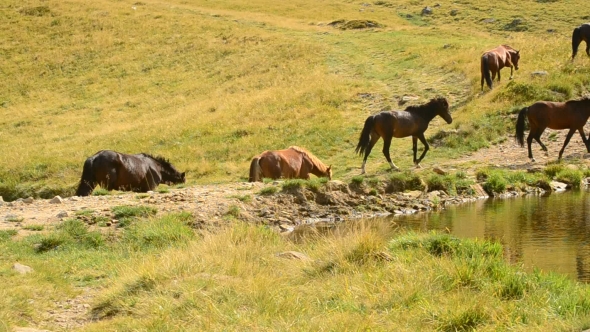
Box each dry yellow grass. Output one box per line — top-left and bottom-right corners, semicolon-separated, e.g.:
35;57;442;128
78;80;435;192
1;0;590;198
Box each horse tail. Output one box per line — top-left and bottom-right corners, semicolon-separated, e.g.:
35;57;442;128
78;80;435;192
572;27;582;60
75;158;95;196
248;157;262;182
515;107;528;147
481;54;492;89
355;115;375;156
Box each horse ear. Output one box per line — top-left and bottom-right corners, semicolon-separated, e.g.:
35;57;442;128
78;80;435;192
181;172;186;177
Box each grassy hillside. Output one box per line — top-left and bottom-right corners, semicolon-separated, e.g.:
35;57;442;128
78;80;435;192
1;0;590;199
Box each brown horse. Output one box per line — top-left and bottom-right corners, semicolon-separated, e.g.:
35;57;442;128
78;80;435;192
480;45;520;91
572;23;590;60
76;150;186;196
355;97;452;174
249;146;332;182
515;98;590;161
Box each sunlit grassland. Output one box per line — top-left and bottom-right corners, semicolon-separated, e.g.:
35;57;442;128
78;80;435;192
1;216;589;331
2;0;590;199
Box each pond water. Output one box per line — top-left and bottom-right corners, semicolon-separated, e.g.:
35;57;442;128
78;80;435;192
392;189;590;282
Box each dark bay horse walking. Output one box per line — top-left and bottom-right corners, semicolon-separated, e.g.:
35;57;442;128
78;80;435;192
480;45;520;91
572;23;590;60
76;150;186;196
249;146;332;182
515;98;590;161
355;97;452;174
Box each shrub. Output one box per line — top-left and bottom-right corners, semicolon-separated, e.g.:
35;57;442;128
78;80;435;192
387;171;425;193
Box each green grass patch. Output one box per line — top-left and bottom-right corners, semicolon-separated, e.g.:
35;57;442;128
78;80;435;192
259;186;279;195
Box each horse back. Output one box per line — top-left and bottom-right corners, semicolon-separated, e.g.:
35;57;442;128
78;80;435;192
258;149;304;179
528;101;572;130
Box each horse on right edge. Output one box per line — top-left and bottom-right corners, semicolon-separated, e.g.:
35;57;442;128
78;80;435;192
480;45;520;91
572;23;590;60
515;97;590;162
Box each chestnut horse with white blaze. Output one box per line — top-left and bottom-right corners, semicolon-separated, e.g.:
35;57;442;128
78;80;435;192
480;45;520;91
248;146;332;182
515;98;590;161
355;97;452;174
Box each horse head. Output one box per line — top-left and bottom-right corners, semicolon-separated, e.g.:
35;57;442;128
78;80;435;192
151;155;186;185
433;97;453;124
511;50;520;70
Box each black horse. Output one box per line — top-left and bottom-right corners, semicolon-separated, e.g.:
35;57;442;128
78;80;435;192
75;150;186;196
572;23;590;60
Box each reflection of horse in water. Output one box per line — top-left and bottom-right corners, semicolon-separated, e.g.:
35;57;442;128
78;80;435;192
248;146;332;182
76;150;186;196
572;23;590;60
515;97;590;161
355;97;452;174
480;45;520;91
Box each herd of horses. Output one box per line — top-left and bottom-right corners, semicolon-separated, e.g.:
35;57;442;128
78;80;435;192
75;23;590;195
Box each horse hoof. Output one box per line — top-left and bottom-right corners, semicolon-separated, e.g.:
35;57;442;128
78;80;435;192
415;164;422;169
531;158;536;162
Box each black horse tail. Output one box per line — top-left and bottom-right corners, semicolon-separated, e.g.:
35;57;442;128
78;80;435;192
248;157;261;182
572;27;582;60
75;158;95;196
515;107;528;147
355;115;375;156
482;54;492;89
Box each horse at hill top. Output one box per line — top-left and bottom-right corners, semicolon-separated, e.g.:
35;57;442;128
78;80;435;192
75;150;186;196
480;45;520;91
248;146;332;182
355;97;452;174
572;23;590;60
515;97;590;161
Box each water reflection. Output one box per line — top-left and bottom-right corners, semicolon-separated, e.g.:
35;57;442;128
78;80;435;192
392;189;590;282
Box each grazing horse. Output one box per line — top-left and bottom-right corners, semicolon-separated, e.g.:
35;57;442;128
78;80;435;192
249;146;332;182
480;45;520;91
355;97;452;174
515;98;590;161
75;150;186;196
572;23;590;60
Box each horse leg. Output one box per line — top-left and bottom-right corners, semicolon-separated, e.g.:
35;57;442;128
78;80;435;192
414;133;429;167
586;41;590;56
497;69;501;82
579;128;590;152
558;129;576;160
382;136;400;171
412;136;418;165
360;134;380;174
526;132;535;161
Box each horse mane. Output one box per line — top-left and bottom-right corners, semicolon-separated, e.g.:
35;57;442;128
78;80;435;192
288;146;329;171
140;153;175;170
501;44;517;51
403;97;447;117
566;96;590;105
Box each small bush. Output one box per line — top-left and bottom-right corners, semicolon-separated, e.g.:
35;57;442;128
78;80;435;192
351;176;364;185
282;179;306;190
92;188;110;196
482;173;507;194
259;186;278;195
23;225;44;231
437;307;489;332
111;205;157;219
387;171;425;193
555;168;583;188
0;229;18;241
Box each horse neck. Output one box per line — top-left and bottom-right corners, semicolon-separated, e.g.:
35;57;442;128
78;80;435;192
409;106;438;123
307;159;329;177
